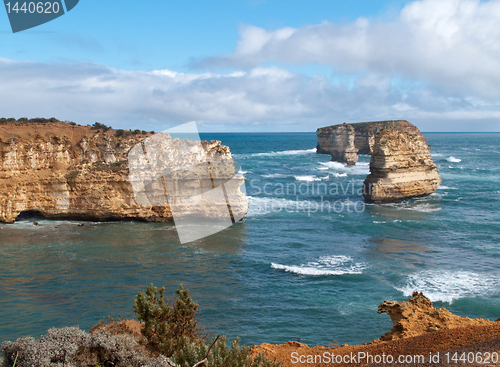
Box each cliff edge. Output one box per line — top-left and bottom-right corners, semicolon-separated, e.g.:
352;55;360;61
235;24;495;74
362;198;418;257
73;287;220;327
0;121;247;224
251;292;499;367
377;292;492;342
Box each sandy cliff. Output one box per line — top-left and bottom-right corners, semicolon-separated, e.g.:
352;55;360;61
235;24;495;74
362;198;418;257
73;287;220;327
362;129;441;203
0;122;247;224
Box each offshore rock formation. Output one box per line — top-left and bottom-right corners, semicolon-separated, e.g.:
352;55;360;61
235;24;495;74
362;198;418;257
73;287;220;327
317;120;440;203
377;292;493;341
327;124;358;166
316;120;425;157
363;129;441;203
0;122;247;224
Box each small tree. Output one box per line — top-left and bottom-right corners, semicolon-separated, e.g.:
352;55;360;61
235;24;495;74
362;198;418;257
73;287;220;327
133;284;200;357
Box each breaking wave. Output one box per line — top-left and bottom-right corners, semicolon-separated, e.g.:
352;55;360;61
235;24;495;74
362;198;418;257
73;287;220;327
294;175;329;182
447;156;462;163
318;161;370;176
395;270;500;304
271;255;366;276
246;148;316;158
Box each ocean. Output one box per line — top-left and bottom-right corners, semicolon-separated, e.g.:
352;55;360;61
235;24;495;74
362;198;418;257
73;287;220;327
1;132;499;347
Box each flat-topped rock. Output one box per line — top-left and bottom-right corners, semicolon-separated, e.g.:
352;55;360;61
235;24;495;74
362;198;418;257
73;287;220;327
317;120;425;157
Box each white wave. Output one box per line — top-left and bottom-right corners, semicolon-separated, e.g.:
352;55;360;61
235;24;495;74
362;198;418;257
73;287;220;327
272;255;366;276
447;156;462;163
331;172;348;178
249;148;316;157
261;173;288;178
381;202;442;213
431;153;443;157
318;161;370;176
437;185;457;190
319;161;346;170
396;270;500;304
406;204;442;213
294;175;329;182
238;170;248;174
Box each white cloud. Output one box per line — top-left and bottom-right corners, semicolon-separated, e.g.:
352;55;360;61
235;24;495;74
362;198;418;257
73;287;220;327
0;58;499;132
196;0;500;101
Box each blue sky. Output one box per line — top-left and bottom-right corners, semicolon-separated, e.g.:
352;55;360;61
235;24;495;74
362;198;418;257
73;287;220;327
1;0;499;132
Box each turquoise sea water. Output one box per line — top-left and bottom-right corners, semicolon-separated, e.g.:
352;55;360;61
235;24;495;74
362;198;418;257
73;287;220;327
1;132;500;347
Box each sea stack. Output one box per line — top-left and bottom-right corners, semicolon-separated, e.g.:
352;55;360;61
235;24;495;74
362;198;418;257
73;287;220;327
0;121;248;223
363;129;441;203
316;120;425;158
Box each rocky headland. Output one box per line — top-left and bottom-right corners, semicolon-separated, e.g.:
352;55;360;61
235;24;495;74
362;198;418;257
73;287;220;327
251;292;500;367
0;120;247;224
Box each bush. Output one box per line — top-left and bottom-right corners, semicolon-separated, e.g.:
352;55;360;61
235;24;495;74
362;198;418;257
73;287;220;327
172;335;282;367
92;122;110;131
134;284;282;367
2;285;282;367
1;326;178;367
133;284;200;357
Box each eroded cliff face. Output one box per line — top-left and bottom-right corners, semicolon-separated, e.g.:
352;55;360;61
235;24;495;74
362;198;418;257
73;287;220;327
377;292;493;341
0;122;247;224
317;120;425;157
327;124;358;166
362;129;441;203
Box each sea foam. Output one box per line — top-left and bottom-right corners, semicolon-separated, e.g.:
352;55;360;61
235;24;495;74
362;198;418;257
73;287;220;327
246;148;316;158
447;156;462;163
271;255;366;276
396;270;500;304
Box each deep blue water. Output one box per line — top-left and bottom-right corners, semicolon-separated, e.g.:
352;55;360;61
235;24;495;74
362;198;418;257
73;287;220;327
1;132;499;347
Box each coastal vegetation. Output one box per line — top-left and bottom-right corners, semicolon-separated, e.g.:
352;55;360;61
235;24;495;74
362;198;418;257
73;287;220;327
1;285;282;367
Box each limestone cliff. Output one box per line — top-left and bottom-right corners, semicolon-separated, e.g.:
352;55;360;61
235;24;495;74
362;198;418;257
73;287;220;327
0;122;247;224
362;129;441;203
325;123;358;166
377;292;493;341
317;120;425;157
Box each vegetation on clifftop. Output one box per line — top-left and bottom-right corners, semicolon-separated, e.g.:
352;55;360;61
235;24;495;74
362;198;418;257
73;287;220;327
1;285;282;367
0;118;154;135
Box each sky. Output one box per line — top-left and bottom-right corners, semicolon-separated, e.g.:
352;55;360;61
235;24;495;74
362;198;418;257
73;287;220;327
1;0;499;132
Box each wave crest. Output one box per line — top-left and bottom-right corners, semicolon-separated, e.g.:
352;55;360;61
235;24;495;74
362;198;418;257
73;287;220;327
395;270;500;304
447;156;462;163
271;255;366;276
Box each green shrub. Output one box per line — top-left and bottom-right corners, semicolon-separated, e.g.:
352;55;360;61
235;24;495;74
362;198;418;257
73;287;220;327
92;122;110;131
134;284;282;367
133;284;200;357
172;335;282;367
